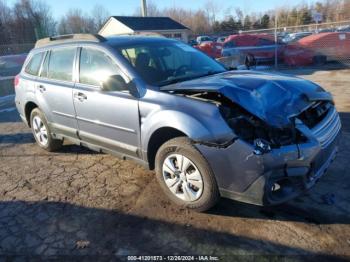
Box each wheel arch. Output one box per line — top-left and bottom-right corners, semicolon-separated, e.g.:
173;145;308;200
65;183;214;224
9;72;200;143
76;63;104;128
142;110;214;169
24;101;39;127
146;127;187;170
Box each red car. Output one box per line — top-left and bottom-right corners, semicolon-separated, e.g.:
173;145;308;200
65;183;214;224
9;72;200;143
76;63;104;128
284;32;350;66
221;34;284;64
194;42;223;59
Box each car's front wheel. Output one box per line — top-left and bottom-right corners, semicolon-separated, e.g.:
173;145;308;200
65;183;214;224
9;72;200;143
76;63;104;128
30;108;62;151
155;137;220;212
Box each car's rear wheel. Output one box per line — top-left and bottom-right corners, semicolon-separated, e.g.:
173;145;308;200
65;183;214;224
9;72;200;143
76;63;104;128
155;137;220;212
30;108;62;151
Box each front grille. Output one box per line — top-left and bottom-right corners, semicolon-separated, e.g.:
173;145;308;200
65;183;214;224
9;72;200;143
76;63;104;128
310;106;341;148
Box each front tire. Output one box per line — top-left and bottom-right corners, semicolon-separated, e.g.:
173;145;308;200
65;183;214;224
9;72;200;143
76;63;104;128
155;137;220;212
30;108;62;151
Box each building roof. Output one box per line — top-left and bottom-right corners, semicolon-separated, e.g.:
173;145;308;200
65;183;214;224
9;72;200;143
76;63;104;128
109;16;189;31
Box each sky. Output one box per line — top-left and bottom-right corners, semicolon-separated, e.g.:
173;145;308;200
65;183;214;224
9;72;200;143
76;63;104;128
6;0;318;20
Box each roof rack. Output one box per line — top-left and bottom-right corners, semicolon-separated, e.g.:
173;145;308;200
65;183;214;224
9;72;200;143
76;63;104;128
35;34;106;48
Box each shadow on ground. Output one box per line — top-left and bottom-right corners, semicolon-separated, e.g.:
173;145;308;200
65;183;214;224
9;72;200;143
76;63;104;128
0;132;34;144
208;197;349;225
0;200;347;261
0;110;20;123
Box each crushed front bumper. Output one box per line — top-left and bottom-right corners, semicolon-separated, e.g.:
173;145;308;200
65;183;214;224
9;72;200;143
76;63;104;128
195;107;342;206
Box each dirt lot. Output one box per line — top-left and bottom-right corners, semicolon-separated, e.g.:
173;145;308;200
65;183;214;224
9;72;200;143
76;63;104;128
0;69;349;261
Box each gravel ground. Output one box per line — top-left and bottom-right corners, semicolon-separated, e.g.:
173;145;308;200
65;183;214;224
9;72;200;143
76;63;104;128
0;69;349;261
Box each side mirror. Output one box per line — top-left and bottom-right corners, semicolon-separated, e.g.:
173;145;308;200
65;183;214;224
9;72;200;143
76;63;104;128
102;75;128;92
102;75;139;97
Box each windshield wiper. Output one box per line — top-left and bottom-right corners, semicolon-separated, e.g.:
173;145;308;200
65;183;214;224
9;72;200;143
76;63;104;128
159;70;225;87
159;74;204;86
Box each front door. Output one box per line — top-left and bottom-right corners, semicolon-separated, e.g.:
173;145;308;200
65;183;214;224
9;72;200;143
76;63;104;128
73;47;140;157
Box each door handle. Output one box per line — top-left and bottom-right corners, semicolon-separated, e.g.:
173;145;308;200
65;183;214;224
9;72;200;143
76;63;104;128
38;85;46;92
74;92;87;101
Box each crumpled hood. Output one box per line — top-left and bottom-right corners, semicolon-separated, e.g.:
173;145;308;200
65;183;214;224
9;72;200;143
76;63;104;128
161;70;333;127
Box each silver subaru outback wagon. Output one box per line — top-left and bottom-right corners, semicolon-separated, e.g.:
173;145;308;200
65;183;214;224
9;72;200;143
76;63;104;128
15;34;341;211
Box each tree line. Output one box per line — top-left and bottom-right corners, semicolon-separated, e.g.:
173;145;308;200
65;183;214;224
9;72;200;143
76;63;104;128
0;0;110;44
1;0;350;45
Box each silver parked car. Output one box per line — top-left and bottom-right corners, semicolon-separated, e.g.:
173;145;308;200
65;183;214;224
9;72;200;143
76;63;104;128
15;34;341;211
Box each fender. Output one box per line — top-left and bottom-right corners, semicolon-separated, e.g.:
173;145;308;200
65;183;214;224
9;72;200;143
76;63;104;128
141;110;210;151
141;109;235;152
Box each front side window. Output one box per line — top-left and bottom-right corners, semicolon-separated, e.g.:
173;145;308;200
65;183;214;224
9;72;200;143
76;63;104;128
116;41;226;86
25;52;44;76
47;48;76;81
79;48;122;87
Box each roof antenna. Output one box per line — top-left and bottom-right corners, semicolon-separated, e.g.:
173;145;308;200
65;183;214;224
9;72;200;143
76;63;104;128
141;0;147;17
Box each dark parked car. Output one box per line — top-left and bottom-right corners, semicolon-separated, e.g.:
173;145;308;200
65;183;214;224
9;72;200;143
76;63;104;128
0;54;27;77
15;34;341;211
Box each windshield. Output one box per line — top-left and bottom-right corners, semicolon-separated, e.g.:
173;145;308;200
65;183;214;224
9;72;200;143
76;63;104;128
114;41;226;86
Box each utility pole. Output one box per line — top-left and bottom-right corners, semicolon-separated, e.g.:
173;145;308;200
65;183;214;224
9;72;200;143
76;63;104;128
141;0;147;17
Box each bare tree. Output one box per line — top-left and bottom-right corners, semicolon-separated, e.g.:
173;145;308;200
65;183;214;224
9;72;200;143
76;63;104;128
0;0;13;43
11;0;55;42
204;0;219;26
235;8;244;23
91;4;110;32
58;9;94;34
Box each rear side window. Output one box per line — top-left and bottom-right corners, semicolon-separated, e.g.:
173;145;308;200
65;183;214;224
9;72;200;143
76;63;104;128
47;48;76;81
25;52;44;76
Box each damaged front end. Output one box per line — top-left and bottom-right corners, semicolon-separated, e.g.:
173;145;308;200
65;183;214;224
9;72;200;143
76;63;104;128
161;71;341;205
218;101;307;154
195;97;340;205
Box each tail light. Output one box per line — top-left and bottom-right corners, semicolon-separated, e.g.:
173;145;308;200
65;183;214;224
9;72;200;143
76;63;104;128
14;74;20;88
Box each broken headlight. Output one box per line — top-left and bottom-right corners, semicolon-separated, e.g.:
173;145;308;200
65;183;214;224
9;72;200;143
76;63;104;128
220;105;305;148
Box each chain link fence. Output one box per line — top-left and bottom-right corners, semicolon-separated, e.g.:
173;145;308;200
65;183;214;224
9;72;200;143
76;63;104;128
217;20;350;71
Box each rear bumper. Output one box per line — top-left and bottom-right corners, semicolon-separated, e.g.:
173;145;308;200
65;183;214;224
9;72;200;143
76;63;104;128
195;107;342;206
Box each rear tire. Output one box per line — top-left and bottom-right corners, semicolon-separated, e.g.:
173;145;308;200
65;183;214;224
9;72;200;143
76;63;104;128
155;137;220;212
30;108;62;151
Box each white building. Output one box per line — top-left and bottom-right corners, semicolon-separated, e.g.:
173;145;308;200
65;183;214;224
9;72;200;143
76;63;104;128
99;16;190;42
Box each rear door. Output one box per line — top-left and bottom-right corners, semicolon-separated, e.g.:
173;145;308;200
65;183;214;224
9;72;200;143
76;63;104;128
35;47;79;138
73;46;140;157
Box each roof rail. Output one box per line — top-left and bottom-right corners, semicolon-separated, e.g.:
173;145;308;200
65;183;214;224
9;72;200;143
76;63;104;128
35;34;106;48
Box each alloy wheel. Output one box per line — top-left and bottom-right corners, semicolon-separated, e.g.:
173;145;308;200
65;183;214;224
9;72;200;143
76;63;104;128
32;115;48;146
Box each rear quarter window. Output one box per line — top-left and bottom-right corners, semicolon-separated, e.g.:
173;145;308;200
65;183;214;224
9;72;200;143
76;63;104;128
25;52;44;76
